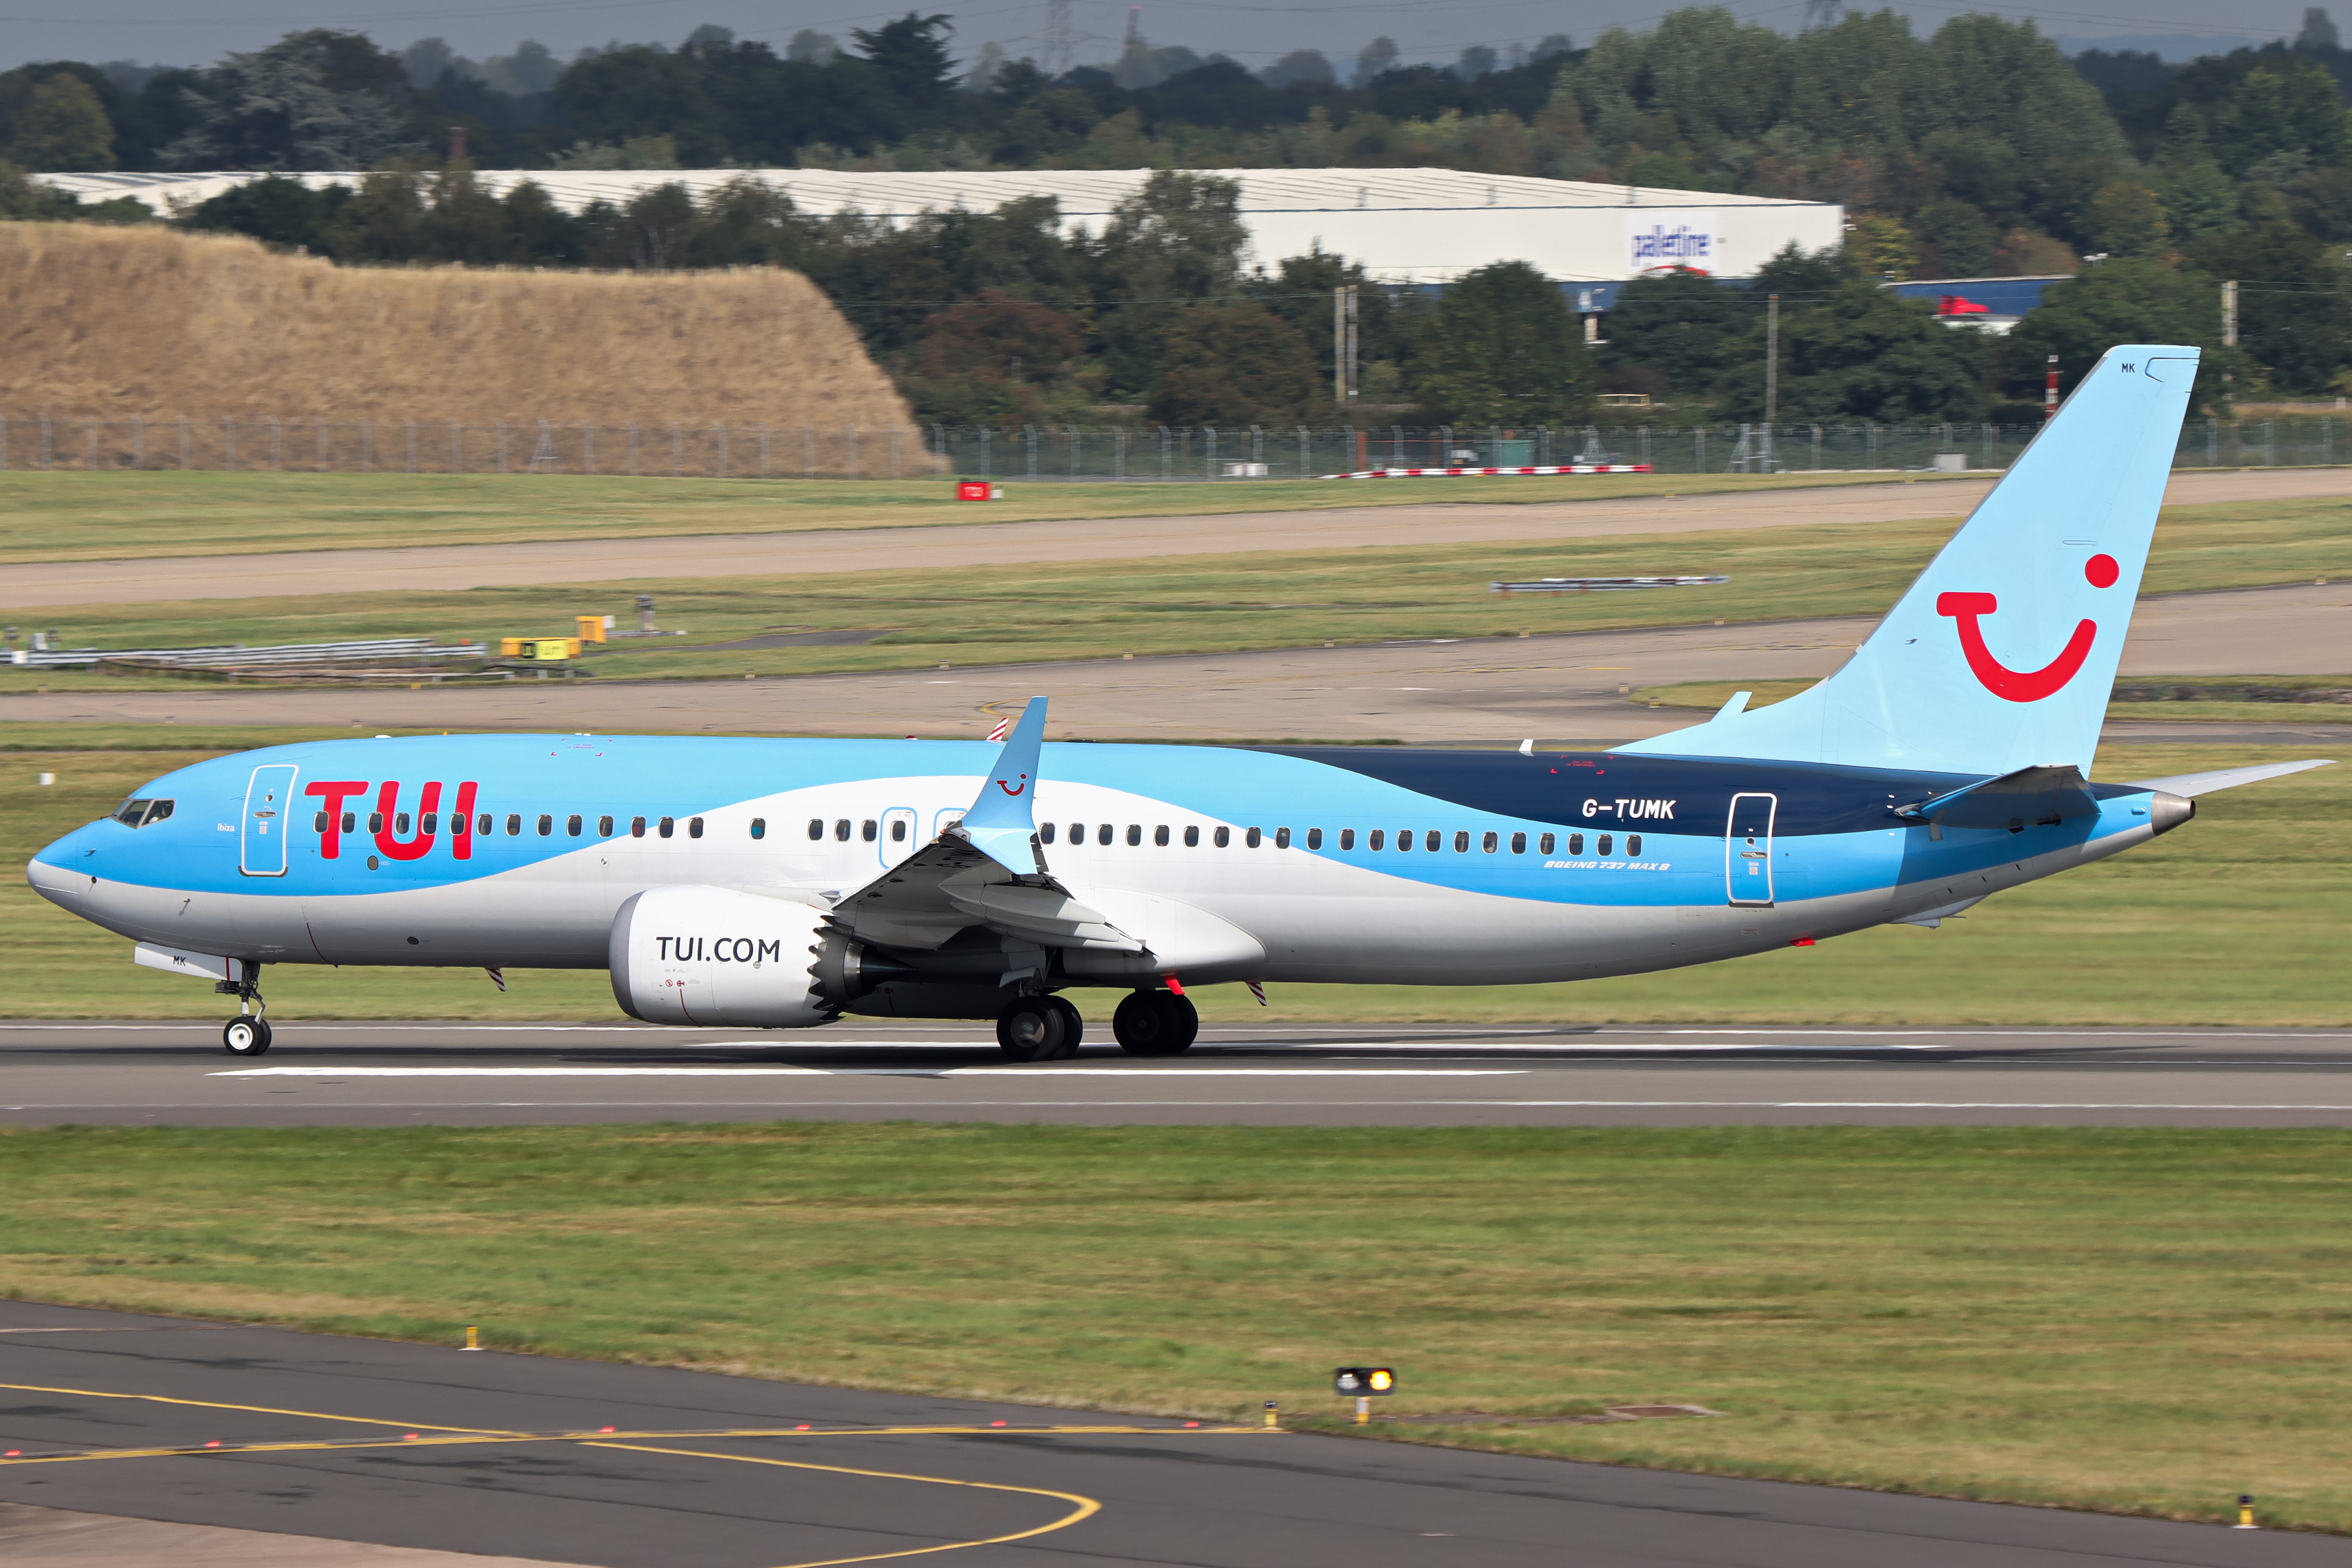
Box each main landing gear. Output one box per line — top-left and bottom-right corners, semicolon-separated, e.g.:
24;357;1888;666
1112;989;1197;1057
216;959;271;1056
997;995;1083;1062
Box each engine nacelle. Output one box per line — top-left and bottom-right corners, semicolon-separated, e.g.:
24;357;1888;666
609;886;836;1028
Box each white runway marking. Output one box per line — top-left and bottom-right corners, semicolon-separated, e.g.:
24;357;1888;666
210;1066;1526;1079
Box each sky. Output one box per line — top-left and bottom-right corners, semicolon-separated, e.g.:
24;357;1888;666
0;0;2306;76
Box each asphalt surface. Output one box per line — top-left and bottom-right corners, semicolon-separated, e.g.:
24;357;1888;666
0;1299;2332;1568
4;582;2345;744
2;466;2341;614
5;1021;2352;1127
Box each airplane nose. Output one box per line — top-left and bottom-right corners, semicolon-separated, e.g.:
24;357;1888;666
2147;791;2195;837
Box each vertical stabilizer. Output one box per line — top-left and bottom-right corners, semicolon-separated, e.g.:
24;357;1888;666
1620;345;2198;776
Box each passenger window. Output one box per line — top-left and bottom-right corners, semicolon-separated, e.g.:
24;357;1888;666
1398;829;1413;851
1097;824;1112;845
1125;824;1140;845
1214;826;1231;848
750;818;766;840
659;816;675;839
1041;823;1057;844
452;814;468;836
1306;828;1321;850
421;812;437;834
1425;830;1441;852
834;819;851;841
1511;831;1526;854
567;814;583;836
476;814;490;836
314;811;328;832
537;814;553;836
505;813;520;836
1540;832;1556;854
1568;833;1582;854
598;815;614;837
1274;827;1291;848
1246;827;1262;848
1069;823;1084;843
689;817;704;839
891;819;907;841
1598;833;1613;856
861;820;877;842
1453;830;1469;852
632;816;647;838
1184;825;1199;846
1368;829;1383;850
1155;825;1170;846
396;813;412;834
1628;834;1643;856
344;812;357;834
807;819;823;840
1339;828;1354;850
1482;831;1498;853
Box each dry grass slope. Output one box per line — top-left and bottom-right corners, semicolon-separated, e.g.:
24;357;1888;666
0;223;914;430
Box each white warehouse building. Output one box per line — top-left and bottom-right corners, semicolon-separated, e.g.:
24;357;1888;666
41;167;1844;284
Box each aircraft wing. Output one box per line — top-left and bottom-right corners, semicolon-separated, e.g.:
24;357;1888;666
823;696;1146;956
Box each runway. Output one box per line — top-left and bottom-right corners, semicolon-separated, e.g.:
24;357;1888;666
0;1300;2330;1568
2;467;2341;613
4;582;2345;744
4;1021;2350;1127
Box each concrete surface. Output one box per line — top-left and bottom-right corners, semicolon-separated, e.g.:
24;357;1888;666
4;1022;2350;1127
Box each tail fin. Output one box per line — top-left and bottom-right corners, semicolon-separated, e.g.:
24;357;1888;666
1620;345;2198;776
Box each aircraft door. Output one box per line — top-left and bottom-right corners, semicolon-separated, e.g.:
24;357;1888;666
1724;792;1777;907
880;807;918;866
241;764;300;877
932;807;964;840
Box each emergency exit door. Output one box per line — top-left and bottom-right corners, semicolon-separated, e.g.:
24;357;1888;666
1724;792;1777;907
241;764;299;877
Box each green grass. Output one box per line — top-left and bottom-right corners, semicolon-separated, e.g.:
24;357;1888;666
7;743;2341;1024
3;1122;2349;1532
0;469;1973;565
9;496;2351;696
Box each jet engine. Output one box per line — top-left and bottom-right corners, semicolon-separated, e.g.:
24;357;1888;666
610;886;841;1027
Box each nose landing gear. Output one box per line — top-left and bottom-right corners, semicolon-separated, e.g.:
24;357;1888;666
214;959;271;1056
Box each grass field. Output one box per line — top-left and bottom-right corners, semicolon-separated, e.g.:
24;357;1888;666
7;743;2340;1024
0;469;1979;565
2;1121;2347;1532
7;496;2348;696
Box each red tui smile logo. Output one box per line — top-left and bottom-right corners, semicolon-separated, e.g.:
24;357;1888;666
998;772;1029;796
1935;555;2119;703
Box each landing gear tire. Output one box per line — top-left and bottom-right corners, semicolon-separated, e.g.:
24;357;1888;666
1114;990;1197;1056
1045;995;1084;1055
997;998;1070;1062
223;1016;272;1056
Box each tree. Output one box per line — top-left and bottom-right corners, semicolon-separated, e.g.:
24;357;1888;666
1148;302;1319;425
2083;180;2169;255
162;30;415;169
1410;260;1594;425
1262;51;1335;89
2183;219;2352;392
905;290;1088;422
184;172;350;249
2002;259;2230;402
1092;171;1249;396
1716;257;1989;423
2;74;115;170
852;13;956;111
2209;62;2351;174
1595;265;1750;397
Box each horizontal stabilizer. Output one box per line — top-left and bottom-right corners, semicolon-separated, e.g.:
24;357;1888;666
2121;758;2336;798
1897;764;2097;830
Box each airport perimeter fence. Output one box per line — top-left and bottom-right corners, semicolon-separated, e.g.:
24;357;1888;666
1;415;2342;481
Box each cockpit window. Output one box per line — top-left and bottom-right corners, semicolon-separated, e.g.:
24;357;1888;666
113;798;174;827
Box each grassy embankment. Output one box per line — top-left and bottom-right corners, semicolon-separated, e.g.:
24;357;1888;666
0;468;1982;565
4;495;2348;696
1642;675;2352;727
3;1122;2349;1533
5;743;2340;1024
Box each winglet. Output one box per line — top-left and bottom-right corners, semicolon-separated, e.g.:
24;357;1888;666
956;696;1049;872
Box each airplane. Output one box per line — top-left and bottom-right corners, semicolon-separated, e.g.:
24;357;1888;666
27;343;2332;1059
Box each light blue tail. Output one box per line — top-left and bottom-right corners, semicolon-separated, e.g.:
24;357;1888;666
1620;345;2199;776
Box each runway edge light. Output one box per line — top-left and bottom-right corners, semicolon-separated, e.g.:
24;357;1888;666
1335;1366;1395;1424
